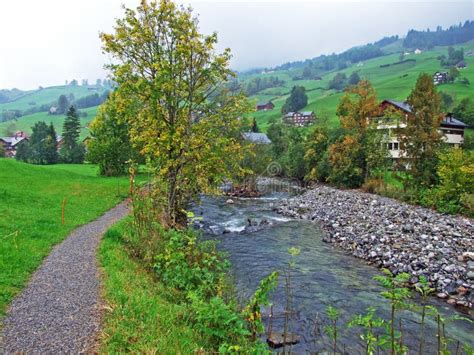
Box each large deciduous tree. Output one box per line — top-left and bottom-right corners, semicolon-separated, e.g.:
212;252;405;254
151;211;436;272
328;80;386;186
101;0;250;227
87;92;138;176
397;73;443;188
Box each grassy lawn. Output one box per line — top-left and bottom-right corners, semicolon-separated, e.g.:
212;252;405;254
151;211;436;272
0;106;99;140
99;220;204;353
0;85;106;113
0;159;134;316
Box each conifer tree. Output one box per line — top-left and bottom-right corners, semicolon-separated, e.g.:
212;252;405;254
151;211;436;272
60;106;85;163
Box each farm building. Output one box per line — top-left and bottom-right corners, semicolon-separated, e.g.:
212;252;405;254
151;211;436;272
256;101;275;111
375;100;468;160
414;48;422;54
283;111;315;126
0;131;29;158
242;132;272;144
456;60;467;69
433;71;449;85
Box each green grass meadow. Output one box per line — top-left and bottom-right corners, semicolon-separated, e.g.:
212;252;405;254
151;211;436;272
0;159;133;316
0;106;98;139
0;85;105;113
99;220;205;353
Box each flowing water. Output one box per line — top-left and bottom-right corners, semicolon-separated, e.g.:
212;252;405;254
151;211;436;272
193;190;474;354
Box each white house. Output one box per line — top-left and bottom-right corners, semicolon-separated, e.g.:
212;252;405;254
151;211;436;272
375;100;468;160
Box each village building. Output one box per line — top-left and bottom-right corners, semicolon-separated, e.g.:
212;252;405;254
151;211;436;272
414;48;422;54
433;71;449;85
283;111;315;126
256;101;274;111
242;132;272;144
374;100;468;160
0;131;29;158
456;60;467;69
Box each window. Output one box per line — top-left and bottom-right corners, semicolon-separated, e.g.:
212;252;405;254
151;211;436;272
388;143;393;150
394;142;399;150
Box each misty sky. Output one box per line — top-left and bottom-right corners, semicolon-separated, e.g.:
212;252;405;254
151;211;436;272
0;0;472;90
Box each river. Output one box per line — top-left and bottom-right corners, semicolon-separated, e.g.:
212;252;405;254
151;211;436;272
193;189;474;353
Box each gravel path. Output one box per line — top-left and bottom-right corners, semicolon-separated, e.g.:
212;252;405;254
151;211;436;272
0;201;129;353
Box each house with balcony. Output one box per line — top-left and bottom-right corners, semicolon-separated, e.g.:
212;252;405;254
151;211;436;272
283;111;315;126
374;100;468;160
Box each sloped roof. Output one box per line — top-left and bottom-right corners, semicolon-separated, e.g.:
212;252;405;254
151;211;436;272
441;116;468;128
242;132;272;144
383;100;412;113
382;100;468;127
256;101;273;106
0;136;27;146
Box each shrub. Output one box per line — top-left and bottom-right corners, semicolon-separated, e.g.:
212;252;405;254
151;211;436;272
361;178;384;194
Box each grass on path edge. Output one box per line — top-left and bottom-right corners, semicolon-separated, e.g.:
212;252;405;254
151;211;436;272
98;219;205;353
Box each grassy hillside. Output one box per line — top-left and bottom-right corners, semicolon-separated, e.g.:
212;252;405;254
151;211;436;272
246;41;474;131
0;160;135;316
0;106;98;139
0;85;106;113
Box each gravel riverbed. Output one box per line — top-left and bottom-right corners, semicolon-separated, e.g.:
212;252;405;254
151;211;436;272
276;185;474;312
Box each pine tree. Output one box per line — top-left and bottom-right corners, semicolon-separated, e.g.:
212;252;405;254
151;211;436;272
251;118;260;133
60;106;85;163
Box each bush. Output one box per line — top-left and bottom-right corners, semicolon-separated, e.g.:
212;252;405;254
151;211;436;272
361;178;384;194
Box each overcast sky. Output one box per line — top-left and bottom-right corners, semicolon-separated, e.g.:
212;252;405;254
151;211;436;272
0;0;472;90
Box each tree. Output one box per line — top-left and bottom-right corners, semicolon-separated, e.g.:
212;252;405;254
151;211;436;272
96;78;102;86
281;86;308;114
439;91;453;111
453;97;474;126
250;118;260;133
348;72;361;86
60;106;85;163
43;123;59;164
328;73;347;91
286;128;306;180
57;95;70;114
328;80;383;186
304;126;331;181
397;73;443;188
87;93;138;176
101;0;250;227
20;121;57;164
448;66;459;82
267;122;288;158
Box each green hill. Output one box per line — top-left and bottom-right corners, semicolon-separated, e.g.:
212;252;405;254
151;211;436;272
244;41;474;131
0;106;99;139
0;85;107;113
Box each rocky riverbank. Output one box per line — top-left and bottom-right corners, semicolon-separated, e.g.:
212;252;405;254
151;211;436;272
276;185;474;312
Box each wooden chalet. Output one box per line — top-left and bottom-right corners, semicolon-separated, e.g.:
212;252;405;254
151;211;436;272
283;111;315;126
256;101;275;111
375;99;468;160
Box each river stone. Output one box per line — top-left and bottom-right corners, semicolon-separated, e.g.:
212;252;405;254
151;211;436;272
276;184;474;309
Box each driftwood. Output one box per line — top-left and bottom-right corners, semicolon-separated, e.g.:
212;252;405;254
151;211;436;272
225;185;262;198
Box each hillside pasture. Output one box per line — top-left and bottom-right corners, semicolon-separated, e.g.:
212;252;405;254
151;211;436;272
0;106;98;139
